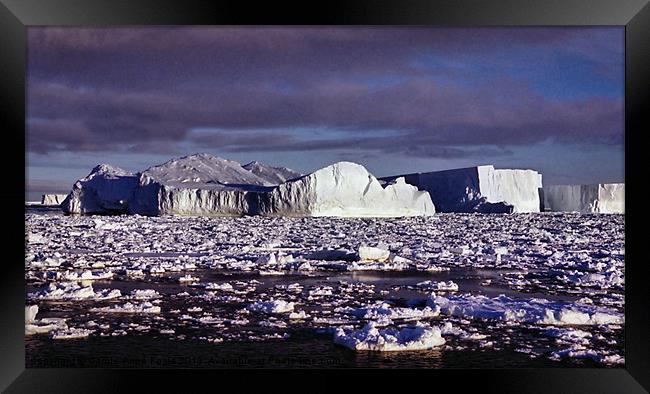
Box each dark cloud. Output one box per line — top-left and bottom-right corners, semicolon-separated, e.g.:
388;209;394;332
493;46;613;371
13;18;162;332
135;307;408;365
27;27;623;158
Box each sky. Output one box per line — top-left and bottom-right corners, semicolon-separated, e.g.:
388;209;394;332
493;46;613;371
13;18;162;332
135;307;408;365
26;27;624;201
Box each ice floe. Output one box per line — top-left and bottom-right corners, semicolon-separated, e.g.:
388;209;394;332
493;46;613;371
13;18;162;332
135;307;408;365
29;282;121;301
334;322;446;351
428;293;623;325
91;302;161;314
247;300;295;314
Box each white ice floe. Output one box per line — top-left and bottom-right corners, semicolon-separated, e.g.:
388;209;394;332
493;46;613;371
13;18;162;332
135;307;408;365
428;294;623;325
308;286;334;297
358;246;391;262
26;318;68;335
334;322;445;351
345;301;440;321
416;280;459;292
27;233;48;244
205;282;234;291
258;270;286;276
558;271;624;290
61;269;114;281
50;328;94;339
128;289;161;300
91;302;161;314
25;305;38;324
289;310;311;320
550;346;625;365
542;327;592;346
29;282;121;301
179;274;199;283
247;300;295;314
450;246;471;255
25;305;69;335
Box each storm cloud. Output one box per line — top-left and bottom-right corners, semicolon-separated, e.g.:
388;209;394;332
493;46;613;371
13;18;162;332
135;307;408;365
27;27;623;159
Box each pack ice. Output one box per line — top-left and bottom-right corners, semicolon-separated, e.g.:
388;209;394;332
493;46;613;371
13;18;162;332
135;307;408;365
61;153;435;217
543;184;624;214
381;165;542;213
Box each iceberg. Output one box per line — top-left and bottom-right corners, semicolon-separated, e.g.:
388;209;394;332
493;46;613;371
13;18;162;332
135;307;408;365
62;154;435;217
41;194;68;206
543;183;624;213
381;165;542;213
256;162;435;217
62;164;140;214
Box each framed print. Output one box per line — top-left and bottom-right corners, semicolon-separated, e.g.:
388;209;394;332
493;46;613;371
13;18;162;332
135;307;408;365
1;0;648;392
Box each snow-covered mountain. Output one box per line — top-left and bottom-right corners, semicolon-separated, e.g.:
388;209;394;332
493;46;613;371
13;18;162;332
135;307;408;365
61;154;435;217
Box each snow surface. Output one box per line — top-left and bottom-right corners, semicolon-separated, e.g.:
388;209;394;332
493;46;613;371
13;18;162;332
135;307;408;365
62;154;434;217
381;165;542;213
544;184;624;213
242;161;303;184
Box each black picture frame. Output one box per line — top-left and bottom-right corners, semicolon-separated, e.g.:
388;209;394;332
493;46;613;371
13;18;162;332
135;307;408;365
2;0;648;392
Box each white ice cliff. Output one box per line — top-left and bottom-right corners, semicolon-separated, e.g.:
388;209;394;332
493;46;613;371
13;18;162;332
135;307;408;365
62;154;435;217
257;162;435;217
381;165;542;213
543;183;624;214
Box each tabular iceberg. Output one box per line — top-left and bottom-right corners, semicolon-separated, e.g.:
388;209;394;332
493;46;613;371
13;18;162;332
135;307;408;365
543;184;624;213
62;154;435;217
381;165;542;213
